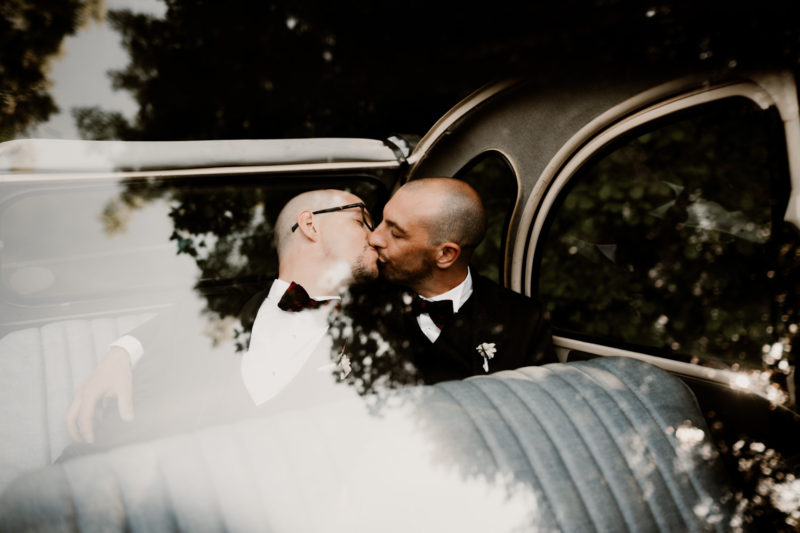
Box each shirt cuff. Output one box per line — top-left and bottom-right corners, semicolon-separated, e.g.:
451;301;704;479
109;335;144;366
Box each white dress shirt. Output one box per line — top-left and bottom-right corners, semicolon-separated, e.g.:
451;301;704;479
416;268;473;343
240;279;339;405
110;334;145;366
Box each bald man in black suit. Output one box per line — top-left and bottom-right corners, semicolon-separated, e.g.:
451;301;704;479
368;178;557;384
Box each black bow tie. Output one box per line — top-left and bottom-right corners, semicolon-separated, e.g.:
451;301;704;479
411;295;454;329
278;282;334;312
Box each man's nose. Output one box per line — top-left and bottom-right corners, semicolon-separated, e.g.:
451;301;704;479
368;224;385;248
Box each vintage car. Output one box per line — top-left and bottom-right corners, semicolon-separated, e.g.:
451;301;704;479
0;67;798;530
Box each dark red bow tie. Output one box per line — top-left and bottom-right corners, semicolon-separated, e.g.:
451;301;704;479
411;295;454;329
278;282;334;312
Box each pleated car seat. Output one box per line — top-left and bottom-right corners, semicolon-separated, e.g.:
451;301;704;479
0;357;733;532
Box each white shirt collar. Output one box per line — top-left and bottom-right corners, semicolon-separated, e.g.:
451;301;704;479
243;278;340;406
420;268;473;314
266;278;291;303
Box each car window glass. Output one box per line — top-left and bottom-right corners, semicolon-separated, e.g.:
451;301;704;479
535;97;794;403
456;152;518;284
1;183;199;308
1;174;388;361
1;175;386;333
0;173;400;442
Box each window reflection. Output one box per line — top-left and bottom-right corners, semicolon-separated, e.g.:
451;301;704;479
0;174;388;356
0;172;416;447
1;183;197;309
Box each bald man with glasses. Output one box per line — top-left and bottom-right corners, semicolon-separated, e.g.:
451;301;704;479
64;189;379;451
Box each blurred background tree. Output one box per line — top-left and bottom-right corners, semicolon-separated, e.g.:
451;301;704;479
0;0;103;140
4;0;799;142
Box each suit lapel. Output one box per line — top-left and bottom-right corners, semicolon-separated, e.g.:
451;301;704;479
419;282;488;378
436;280;488;375
401;275;509;382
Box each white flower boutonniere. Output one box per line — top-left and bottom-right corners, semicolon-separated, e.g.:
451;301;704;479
338;354;352;379
476;342;497;373
337;343;351;379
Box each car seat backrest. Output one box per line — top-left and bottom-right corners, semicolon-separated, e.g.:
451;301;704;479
0;313;155;492
0;357;734;532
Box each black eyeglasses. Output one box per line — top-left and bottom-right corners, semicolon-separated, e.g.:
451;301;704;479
291;202;374;232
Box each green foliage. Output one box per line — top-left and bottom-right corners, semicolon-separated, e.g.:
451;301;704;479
538;98;791;377
61;0;800;142
0;0;103;140
100;175;387;344
6;1;800;142
72;107;135;140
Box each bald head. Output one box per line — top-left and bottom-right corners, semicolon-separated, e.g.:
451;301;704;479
399;178;487;252
274;189;359;258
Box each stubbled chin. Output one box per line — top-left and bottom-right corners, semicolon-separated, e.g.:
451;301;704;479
377;263;398;282
320;261;353;288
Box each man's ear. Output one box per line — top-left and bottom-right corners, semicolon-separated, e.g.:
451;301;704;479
295;210;319;241
435;242;461;269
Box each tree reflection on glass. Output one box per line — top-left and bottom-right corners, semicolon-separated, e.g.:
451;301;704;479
327;280;423;404
101;174;399;357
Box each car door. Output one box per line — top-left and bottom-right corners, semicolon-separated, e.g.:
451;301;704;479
406;70;800;529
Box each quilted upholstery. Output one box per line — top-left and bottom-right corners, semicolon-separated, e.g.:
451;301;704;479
0;357;733;532
0;313;155;492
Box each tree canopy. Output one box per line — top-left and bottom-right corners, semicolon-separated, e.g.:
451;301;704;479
6;0;798;142
0;0;102;140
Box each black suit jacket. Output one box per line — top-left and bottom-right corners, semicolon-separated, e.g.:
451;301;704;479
403;273;557;384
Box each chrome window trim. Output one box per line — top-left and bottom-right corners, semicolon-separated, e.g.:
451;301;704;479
554;336;777;404
0;160;402;183
0;138;401;174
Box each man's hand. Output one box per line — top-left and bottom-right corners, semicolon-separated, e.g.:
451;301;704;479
66;346;134;443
